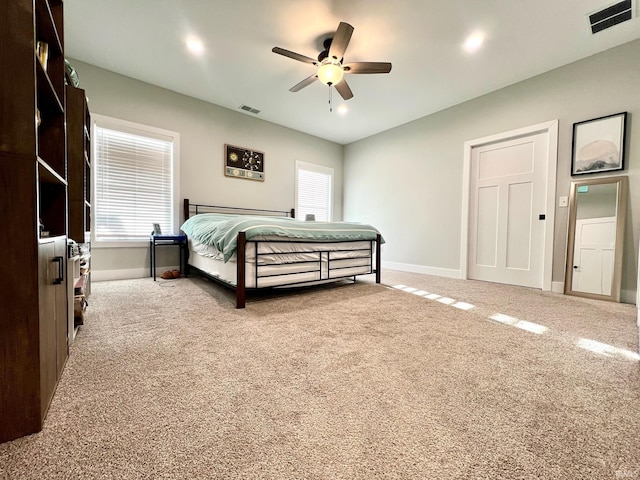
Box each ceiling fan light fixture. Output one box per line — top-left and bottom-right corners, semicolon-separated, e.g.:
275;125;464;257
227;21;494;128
317;61;344;86
272;21;390;102
463;32;485;53
186;36;205;55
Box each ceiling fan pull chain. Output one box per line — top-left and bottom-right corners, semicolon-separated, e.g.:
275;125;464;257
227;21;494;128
329;85;333;112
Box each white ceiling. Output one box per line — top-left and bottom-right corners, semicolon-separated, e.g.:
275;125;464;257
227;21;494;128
64;0;640;145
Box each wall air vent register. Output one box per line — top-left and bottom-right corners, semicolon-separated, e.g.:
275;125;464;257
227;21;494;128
239;105;260;114
589;0;634;33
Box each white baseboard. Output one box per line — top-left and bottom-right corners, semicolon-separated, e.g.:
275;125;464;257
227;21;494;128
382;261;461;279
93;265;179;282
551;281;564;294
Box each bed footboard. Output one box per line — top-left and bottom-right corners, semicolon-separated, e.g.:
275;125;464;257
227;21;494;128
233;231;381;309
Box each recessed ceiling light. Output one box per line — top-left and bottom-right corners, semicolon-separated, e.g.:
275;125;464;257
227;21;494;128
186;37;205;55
463;32;485;53
337;105;348;115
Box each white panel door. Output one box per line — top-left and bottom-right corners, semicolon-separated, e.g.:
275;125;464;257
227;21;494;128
468;132;548;288
571;217;616;295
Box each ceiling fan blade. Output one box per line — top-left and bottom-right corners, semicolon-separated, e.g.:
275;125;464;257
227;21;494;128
290;74;318;92
272;47;317;65
328;22;354;61
343;62;392;74
334;79;353;100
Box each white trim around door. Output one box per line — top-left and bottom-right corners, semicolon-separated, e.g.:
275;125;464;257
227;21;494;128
460;120;558;291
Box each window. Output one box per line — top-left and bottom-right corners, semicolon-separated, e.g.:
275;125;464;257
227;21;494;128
295;161;333;221
93;115;179;244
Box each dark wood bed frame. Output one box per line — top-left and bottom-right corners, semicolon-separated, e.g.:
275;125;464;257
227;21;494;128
183;199;382;308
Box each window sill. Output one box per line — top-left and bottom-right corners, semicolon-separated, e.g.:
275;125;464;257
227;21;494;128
92;240;149;249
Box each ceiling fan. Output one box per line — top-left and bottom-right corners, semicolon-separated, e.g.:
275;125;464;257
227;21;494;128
272;22;392;103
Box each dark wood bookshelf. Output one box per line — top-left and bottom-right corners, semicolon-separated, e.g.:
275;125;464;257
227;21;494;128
67;85;91;243
0;0;69;443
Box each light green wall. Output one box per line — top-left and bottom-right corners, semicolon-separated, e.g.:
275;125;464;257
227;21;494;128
70;60;344;277
344;39;640;301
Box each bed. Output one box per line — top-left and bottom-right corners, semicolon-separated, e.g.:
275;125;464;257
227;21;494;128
181;199;383;308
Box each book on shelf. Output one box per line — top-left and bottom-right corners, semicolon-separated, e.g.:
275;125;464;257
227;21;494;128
36;41;48;71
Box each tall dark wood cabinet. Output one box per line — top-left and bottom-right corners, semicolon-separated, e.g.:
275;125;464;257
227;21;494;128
0;0;69;443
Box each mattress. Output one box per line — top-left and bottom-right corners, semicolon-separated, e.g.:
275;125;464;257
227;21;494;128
188;238;375;288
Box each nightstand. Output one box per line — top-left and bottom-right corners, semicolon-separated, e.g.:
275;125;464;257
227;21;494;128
150;234;188;281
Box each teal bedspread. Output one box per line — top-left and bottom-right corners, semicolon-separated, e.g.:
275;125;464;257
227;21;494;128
181;213;384;262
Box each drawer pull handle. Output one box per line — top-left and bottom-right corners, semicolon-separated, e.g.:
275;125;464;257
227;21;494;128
53;256;64;284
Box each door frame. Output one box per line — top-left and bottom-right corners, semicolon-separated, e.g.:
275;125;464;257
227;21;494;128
460;120;558;291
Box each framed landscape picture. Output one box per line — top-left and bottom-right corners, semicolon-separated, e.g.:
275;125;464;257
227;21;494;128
571;112;627;176
224;144;265;181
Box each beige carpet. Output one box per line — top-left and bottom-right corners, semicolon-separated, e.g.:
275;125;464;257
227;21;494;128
1;272;639;479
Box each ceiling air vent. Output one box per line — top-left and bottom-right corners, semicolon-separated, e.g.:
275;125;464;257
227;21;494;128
589;0;633;34
239;105;260;115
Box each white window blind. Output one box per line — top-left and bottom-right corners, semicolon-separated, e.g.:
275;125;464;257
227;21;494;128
296;162;333;221
94;121;176;242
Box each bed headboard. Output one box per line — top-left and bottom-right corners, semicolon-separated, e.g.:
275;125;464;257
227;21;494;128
183;199;295;221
